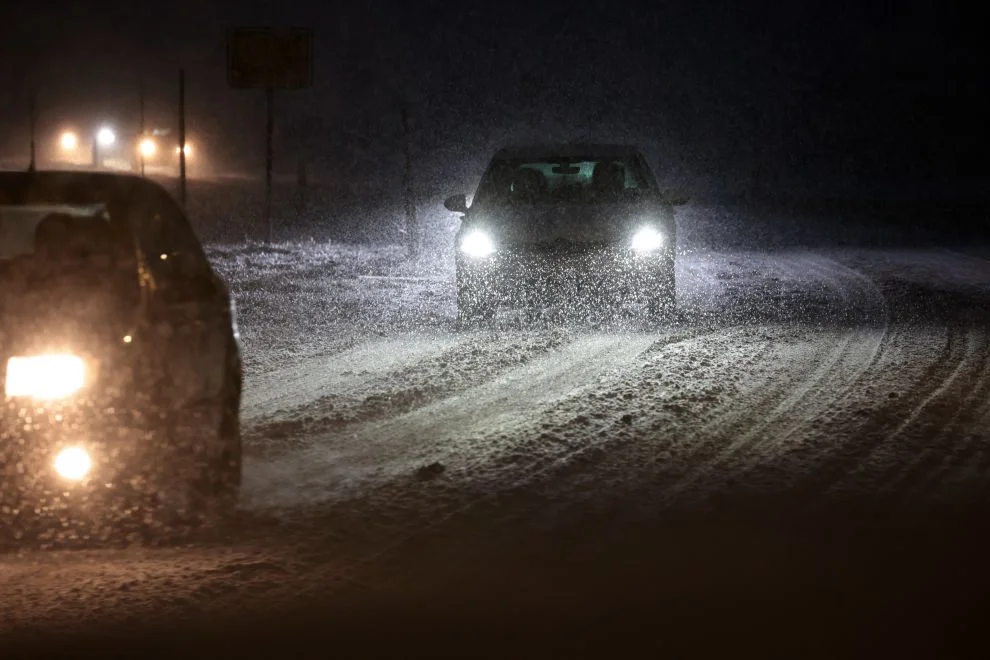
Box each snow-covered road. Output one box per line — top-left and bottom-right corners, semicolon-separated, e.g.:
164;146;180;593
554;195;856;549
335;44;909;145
3;236;990;655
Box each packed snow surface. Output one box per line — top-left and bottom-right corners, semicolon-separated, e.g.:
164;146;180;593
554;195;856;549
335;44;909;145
3;221;990;649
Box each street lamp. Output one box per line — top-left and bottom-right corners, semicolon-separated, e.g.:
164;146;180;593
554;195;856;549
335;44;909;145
60;131;78;151
138;137;157;158
92;125;116;167
96;126;116;147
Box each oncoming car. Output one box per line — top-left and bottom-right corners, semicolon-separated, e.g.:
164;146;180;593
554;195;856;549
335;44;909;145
0;171;241;536
445;144;687;323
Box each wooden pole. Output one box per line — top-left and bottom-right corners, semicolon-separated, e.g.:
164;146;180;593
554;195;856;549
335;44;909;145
265;86;274;243
178;68;187;208
401;103;416;257
139;81;146;176
28;88;37;172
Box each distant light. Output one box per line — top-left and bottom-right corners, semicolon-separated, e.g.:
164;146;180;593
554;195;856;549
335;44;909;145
160;253;168;260
138;137;157;158
59;131;78;151
176;143;192;157
96;127;116;147
122;334;133;344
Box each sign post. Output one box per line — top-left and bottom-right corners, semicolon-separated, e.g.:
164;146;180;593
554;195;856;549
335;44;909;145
28;88;37;172
401;103;417;257
178;69;187;209
139;81;146;176
227;27;313;243
265;86;274;241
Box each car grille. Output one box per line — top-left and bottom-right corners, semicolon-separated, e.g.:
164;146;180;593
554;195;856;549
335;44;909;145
494;242;627;275
516;240;612;257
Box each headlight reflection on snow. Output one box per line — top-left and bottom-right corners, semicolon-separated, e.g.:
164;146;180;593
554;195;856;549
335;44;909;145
4;354;86;400
54;447;92;481
460;230;496;258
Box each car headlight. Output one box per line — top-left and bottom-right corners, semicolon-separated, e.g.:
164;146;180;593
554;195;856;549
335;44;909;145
4;354;86;400
54;447;93;481
630;226;665;253
460;230;495;258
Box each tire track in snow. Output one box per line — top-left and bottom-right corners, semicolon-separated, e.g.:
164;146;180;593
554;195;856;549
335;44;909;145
237;324;817;608
783;250;990;503
654;254;889;505
445;326;775;527
362;252;888;534
438;326;734;494
658;333;853;503
804;324;971;500
708;254;892;491
233;331;693;604
241;333;470;423
243;332;657;509
901;329;990;500
243;329;573;449
871;327;990;501
526;257;843;510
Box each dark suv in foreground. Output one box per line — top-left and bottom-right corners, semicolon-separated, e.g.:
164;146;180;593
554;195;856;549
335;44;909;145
0;171;241;539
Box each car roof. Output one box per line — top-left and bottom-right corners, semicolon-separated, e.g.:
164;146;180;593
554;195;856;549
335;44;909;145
0;170;173;207
493;144;644;160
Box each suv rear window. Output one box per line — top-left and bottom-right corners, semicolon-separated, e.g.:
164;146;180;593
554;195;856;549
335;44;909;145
0;204;111;261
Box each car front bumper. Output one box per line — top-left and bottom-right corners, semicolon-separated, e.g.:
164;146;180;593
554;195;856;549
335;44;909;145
0;398;208;519
456;245;675;309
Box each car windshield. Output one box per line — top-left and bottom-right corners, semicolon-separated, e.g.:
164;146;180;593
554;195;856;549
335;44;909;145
474;156;653;206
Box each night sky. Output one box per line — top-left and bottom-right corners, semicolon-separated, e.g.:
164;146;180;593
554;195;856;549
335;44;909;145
1;1;985;197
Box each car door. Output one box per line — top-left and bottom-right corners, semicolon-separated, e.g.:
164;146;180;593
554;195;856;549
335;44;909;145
130;193;232;414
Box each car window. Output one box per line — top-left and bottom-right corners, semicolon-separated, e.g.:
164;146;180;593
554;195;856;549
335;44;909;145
129;193;213;299
474;156;652;206
0;204;110;261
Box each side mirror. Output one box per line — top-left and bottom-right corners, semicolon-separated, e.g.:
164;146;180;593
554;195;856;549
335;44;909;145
444;194;469;214
663;189;690;206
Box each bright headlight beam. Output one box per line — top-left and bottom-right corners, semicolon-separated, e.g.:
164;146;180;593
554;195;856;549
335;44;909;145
54;447;92;481
4;354;86;400
460;230;495;258
630;226;665;253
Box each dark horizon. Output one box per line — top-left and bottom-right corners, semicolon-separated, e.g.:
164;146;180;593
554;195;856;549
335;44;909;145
1;1;986;199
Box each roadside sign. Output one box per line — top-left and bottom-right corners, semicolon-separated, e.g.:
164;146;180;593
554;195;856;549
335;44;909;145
227;27;313;90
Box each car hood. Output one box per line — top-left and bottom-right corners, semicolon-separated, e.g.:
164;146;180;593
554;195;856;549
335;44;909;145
463;201;669;247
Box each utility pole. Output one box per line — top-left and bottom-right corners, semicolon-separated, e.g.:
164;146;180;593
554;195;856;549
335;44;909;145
265;86;274;243
139;81;146;176
401;102;416;257
178;68;187;208
28;88;37;172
